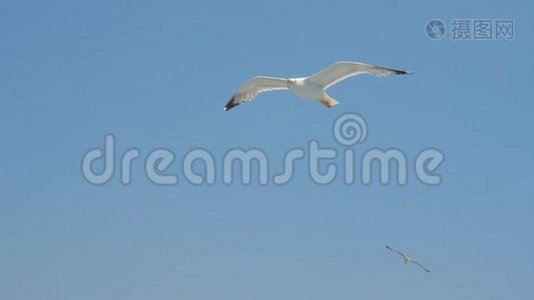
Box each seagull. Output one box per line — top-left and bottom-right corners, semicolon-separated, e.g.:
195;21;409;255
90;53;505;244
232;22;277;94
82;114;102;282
223;61;413;111
386;245;430;273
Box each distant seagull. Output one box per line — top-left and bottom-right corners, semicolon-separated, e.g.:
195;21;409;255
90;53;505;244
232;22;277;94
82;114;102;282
223;61;413;111
386;245;430;273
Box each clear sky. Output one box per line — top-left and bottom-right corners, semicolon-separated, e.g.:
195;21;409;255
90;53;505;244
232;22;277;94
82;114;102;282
1;1;533;299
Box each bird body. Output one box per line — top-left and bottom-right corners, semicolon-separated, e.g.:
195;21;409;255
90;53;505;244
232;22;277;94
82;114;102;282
223;61;413;111
287;77;323;99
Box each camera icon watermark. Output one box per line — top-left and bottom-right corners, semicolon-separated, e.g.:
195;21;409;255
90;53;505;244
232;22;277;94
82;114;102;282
425;19;446;40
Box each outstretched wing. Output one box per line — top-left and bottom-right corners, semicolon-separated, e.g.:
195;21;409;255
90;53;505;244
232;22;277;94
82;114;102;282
410;260;430;273
223;76;288;111
306;61;413;89
386;245;408;259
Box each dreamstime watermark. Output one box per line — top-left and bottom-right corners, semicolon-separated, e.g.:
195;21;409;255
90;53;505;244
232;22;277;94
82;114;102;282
81;113;445;186
425;18;514;41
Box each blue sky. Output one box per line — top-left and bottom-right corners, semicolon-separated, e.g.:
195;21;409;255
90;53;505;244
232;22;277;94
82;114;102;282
1;0;533;299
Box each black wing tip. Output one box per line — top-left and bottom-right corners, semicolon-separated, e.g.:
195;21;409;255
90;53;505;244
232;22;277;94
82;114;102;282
392;69;414;75
378;65;414;75
223;96;238;112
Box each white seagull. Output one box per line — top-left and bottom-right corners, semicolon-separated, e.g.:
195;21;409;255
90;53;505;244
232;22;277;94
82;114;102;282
386;245;430;273
223;61;413;111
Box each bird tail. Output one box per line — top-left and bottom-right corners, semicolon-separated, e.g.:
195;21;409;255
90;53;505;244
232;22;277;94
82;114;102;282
319;94;339;108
